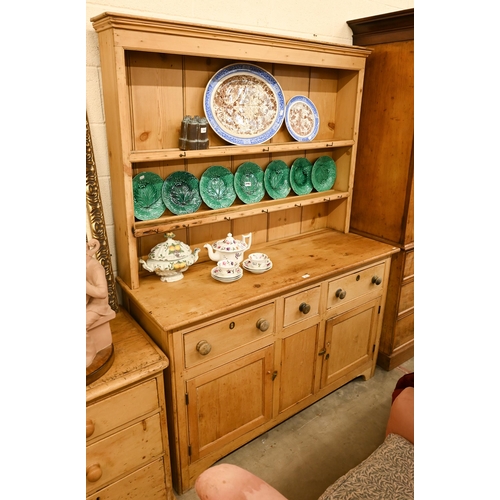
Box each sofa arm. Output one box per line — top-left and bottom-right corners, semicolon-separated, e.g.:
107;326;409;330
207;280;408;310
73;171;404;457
385;386;414;444
195;463;288;500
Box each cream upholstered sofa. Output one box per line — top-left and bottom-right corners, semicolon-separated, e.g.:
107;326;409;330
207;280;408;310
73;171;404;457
195;383;414;500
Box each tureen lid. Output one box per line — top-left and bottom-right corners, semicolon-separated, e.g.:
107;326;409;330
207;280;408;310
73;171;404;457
213;233;248;252
148;233;194;261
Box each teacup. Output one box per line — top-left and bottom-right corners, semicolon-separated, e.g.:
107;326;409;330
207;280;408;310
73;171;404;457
217;259;239;276
248;253;268;268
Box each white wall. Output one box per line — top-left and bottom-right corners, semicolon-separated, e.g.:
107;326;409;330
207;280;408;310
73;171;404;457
86;0;414;275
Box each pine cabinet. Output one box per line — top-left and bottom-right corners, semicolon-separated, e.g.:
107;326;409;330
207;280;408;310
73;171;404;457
86;310;174;500
91;12;400;493
347;9;414;370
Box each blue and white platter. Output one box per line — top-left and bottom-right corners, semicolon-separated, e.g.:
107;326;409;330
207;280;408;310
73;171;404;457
203;63;286;146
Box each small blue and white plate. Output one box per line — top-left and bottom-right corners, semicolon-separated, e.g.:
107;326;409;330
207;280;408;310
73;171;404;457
285;95;320;142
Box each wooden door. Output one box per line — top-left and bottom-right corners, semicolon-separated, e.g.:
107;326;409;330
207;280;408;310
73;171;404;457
277;324;319;414
321;298;381;388
185;346;274;462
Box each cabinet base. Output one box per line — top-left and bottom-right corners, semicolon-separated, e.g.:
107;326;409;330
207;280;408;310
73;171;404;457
377;343;413;371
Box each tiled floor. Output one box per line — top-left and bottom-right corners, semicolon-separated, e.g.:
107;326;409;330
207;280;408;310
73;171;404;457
173;358;414;500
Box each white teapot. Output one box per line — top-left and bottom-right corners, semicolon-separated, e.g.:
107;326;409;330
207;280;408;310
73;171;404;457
204;233;252;264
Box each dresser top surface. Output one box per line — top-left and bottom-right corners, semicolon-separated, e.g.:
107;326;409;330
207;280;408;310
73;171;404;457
120;230;399;332
86;309;169;403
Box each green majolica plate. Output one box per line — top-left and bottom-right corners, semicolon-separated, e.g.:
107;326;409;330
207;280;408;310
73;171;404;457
133;171;163;209
312;156;337;192
200;166;236;209
264;160;291;199
264;160;291;200
234;162;265;204
162;171;202;215
290;157;313;195
134;196;166;221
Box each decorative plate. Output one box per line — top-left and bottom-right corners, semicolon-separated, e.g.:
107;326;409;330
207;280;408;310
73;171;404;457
200;166;236;209
162;171;202;215
134;196;166;221
264;160;291;200
133;171;163;209
234;162;265;204
203;63;286;146
290;157;313;196
312;156;337;192
285;96;320;142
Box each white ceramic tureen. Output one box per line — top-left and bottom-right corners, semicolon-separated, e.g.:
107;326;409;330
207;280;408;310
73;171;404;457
204;232;252;264
139;232;200;282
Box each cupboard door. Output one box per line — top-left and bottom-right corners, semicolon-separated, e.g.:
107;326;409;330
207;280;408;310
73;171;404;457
185;346;274;462
321;298;381;388
278;324;319;414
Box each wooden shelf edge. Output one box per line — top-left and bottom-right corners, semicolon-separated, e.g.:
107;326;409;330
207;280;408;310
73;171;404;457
133;191;349;237
129;140;355;163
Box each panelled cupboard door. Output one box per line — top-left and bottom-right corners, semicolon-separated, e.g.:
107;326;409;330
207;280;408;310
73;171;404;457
185;346;274;462
321;298;381;388
278;324;319;414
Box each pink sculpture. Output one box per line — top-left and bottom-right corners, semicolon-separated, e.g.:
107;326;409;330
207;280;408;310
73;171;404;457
86;238;115;368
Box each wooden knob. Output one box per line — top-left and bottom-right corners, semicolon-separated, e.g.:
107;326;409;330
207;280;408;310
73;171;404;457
299;302;311;314
196;340;212;356
256;319;270;332
336;289;346;300
372;276;382;285
86;463;102;483
86;419;95;438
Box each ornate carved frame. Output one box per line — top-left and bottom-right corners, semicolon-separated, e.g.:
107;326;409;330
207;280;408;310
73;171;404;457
86;115;119;312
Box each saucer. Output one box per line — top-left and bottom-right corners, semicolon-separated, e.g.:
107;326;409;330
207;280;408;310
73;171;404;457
211;266;243;282
242;258;273;274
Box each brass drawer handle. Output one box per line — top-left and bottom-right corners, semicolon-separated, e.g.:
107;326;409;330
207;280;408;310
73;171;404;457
86;419;95;438
256;319;270;332
196;340;212;356
86;463;102;483
336;289;346;300
299;302;311;314
372;276;382;285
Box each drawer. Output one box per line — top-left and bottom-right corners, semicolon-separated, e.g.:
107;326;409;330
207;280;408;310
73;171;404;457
283;286;321;328
394;312;414;348
87;379;159;441
86;413;164;494
403;250;414;279
86;458;168;500
327;263;385;310
184;303;275;369
398;280;414;315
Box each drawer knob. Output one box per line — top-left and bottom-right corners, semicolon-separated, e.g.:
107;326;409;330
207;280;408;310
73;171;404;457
196;340;212;356
299;302;311;314
256;319;270;332
336;289;346;300
86;419;95;438
372;276;382;285
86;463;102;483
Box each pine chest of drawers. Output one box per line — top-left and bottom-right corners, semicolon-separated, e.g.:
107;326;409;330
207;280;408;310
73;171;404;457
86;310;175;500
